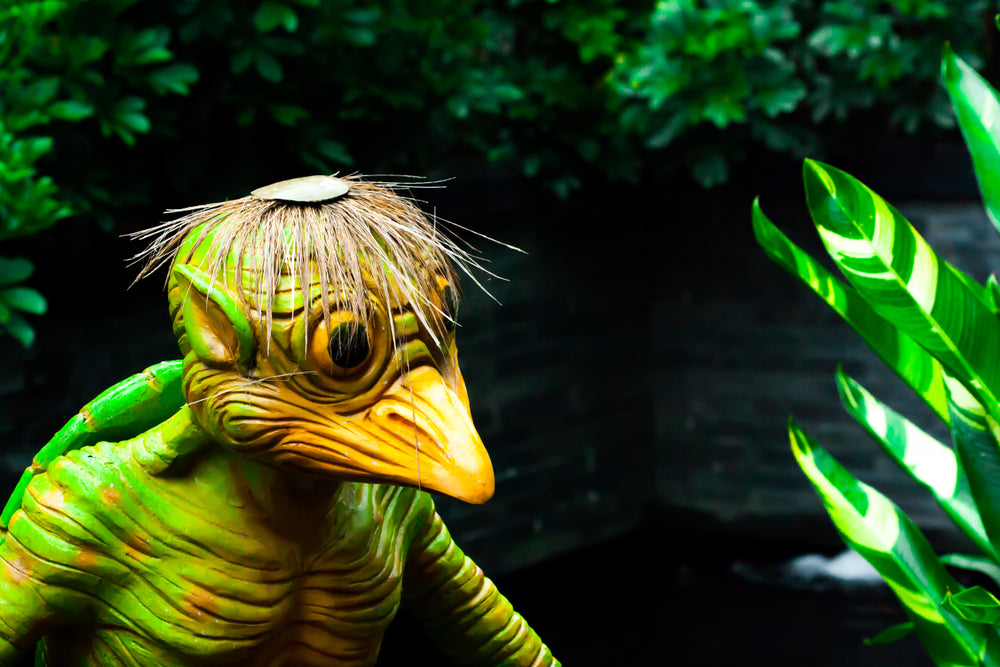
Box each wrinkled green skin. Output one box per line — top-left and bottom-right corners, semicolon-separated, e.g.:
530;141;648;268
0;386;556;666
0;281;558;664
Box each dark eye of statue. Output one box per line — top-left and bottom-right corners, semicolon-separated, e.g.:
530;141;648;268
328;322;370;368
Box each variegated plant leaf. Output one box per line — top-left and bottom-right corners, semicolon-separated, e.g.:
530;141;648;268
944;587;1000;626
804;159;1000;423
940;554;1000;589
752;200;949;424
987;275;1000;314
942;44;1000;237
945;374;1000;558
836;369;993;559
789;420;1000;665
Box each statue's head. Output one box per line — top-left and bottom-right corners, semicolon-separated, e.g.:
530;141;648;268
133;175;494;504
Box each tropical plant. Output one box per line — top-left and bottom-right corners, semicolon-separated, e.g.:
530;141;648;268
753;41;1000;663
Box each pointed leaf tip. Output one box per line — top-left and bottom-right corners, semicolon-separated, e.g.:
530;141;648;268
751;197;770;238
834;367;862;412
942;42;959;81
788;417;810;455
864;621;915;646
802;159;841;207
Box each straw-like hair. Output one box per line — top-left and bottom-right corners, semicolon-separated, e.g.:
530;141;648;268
128;175;514;350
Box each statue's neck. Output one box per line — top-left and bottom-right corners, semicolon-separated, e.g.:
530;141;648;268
155;407;342;540
230;453;340;525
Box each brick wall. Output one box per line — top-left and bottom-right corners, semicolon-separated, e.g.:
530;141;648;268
2;174;988;570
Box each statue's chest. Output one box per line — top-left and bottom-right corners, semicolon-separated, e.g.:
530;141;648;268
80;458;425;666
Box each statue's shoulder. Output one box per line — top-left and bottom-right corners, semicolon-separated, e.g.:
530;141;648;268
0;360;185;542
18;439;149;532
2;439;148;588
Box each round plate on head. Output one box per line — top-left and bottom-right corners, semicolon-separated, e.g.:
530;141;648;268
251;175;350;202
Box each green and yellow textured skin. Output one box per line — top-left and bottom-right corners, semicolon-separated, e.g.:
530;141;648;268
0;411;554;665
0;180;559;666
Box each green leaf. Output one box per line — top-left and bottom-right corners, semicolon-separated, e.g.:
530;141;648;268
315;139;352;165
20;78;60;106
255;51;283;82
120;27;171;65
4;311;34;348
17;137;54;165
109;96;150;142
48;100;94;121
254;1;298;33
808;25;851;56
119;111;150;134
865;621;915;646
269;104;307;126
0;287;46;315
646;115;686;149
941;553;1000;588
343;7;380;23
236;107;255;127
230;49;253;74
757;81;806;117
836;369;993;558
803;159;1000;422
789;421;1000;664
752;199;949;423
945;374;1000;558
942;44;1000;237
0;258;32;285
343;26;376;47
691;152;728;188
944;587;1000;625
987;274;1000;314
147;63;199;96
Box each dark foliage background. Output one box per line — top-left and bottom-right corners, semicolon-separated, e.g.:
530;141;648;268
2;0;999;346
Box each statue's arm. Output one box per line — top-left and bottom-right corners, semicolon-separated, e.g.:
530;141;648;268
0;469;110;662
403;506;560;667
0;521;60;661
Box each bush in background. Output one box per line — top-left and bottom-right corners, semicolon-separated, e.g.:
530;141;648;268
1;0;997;347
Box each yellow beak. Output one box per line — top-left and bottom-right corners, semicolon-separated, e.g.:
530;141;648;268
365;364;495;504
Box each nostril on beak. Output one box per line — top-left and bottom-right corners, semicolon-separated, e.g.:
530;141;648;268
370;402;447;462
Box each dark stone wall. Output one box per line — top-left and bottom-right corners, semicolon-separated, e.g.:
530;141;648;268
1;150;990;572
654;196;995;550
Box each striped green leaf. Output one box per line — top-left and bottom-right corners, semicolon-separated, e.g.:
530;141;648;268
946;374;1000;559
941;554;1000;589
804;159;1000;423
986;275;1000;314
942;44;1000;237
790;420;1000;665
836;369;993;559
752;199;949;424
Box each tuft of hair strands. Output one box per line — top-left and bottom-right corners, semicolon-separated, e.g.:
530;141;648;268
128;176;511;350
